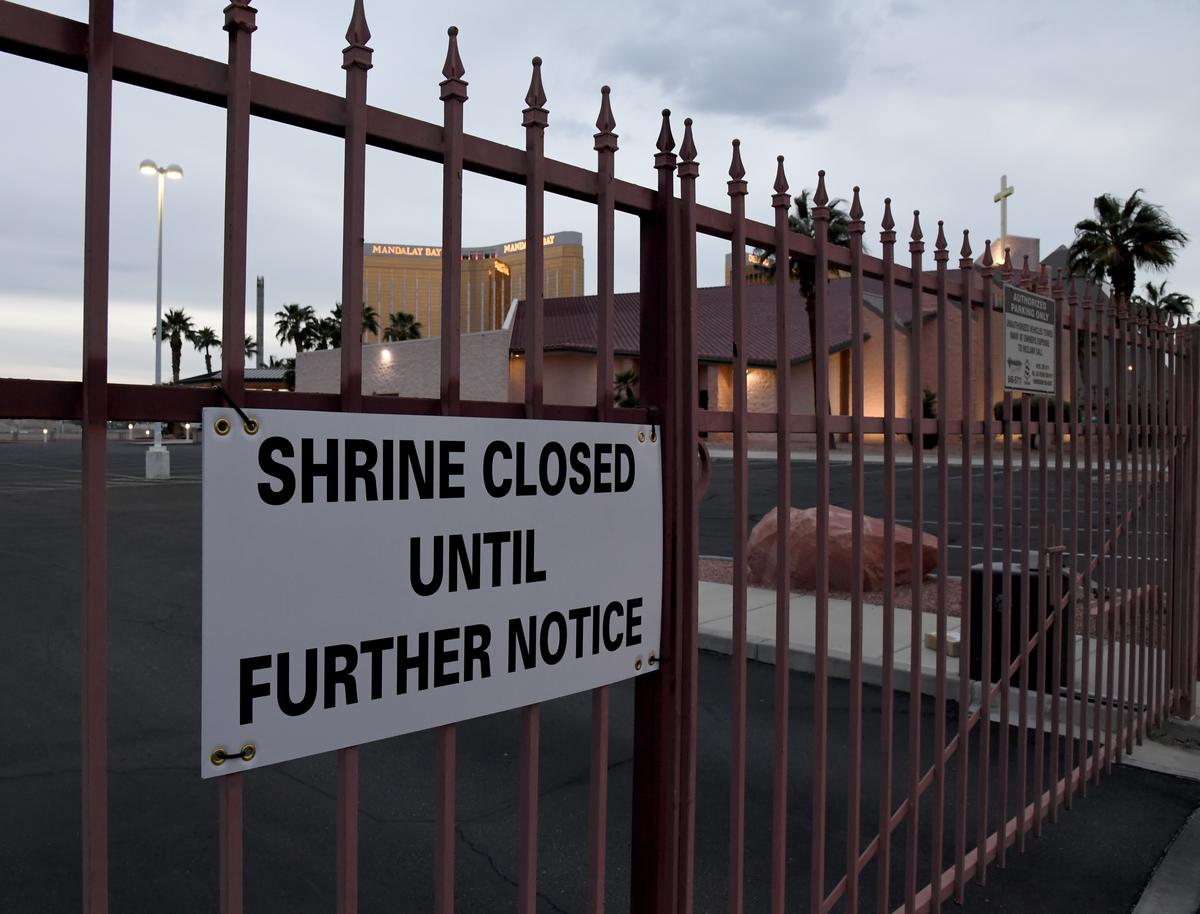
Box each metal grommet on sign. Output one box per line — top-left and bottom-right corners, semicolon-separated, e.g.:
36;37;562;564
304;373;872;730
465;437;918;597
211;744;256;766
650;428;657;443
648;652;657;666
243;417;259;435
638;430;646;443
635;657;643;672
213;416;231;436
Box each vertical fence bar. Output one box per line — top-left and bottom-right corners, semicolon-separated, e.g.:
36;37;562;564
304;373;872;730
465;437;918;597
1149;315;1164;725
1106;295;1120;770
1083;287;1098;791
675;117;701;914
810;170;833;914
769;156;792;914
1032;265;1049;837
630;110;680;914
930;222;950;914
1048;272;1065;823
1117;296;1132;759
339;0;371;411
953;231;974;902
220;0;254;398
1150;310;1163;729
903;211;926;910
726;140;749;914
1156;312;1169;726
975;242;996;883
1187;328;1199;718
1134;308;1148;746
334;8;371;911
1065;280;1079;808
845;187;866;914
1165;317;1179;717
997;250;1014;868
517;57;550;914
434;27;467;914
875;200;898;914
81;2;114;911
1016;320;1031;851
587;85;619;914
1181;329;1189;715
1099;295;1113;770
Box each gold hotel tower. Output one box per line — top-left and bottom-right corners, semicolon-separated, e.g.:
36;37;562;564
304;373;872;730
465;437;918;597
362;231;583;341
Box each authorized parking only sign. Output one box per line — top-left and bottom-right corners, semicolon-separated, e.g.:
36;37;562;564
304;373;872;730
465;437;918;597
200;407;662;776
1003;284;1057;394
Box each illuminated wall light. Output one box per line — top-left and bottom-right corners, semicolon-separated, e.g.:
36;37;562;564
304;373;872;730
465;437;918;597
379;348;393;364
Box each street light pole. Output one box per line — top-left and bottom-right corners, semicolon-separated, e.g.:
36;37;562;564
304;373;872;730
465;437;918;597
153;167;164;448
140;159;183;479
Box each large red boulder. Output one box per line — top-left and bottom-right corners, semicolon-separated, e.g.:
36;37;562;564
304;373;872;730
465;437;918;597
746;505;938;592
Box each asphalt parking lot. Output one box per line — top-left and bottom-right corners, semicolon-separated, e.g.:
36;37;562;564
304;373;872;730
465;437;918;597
1;440;1196;912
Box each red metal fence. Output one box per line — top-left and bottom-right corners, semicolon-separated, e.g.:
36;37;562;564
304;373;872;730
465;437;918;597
1;2;1198;912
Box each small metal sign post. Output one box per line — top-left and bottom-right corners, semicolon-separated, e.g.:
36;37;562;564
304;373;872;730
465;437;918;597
200;407;663;776
1003;284;1057;394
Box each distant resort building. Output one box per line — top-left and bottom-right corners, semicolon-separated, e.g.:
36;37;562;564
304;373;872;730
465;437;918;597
298;231;1098;428
362;231;583;340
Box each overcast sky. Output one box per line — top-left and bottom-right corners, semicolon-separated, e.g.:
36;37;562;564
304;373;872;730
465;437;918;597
2;0;1197;384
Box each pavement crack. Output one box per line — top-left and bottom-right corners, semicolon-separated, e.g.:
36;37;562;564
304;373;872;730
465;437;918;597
454;823;570;914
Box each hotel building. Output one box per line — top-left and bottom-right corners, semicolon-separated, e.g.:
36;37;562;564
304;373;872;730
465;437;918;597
362;231;583;340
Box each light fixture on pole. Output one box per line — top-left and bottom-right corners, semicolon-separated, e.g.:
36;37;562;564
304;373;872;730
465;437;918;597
140;158;183;479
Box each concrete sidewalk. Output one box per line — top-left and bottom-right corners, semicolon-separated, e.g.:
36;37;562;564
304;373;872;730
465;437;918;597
698;579;1200;779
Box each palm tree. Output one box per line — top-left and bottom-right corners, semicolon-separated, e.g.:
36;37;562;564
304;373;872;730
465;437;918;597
1068;190;1188;300
361;304;379;341
152;308;195;383
1132;280;1193;318
330;303;380;345
755;189;856;445
307;315;339;350
275;303;315;354
243;335;258;363
382;311;422;342
191;326;220;376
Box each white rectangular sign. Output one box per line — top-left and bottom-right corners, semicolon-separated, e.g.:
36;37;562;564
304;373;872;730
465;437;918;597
200;407;662;777
1003;284;1057;394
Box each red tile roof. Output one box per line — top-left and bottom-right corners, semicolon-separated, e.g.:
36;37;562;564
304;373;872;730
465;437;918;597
509;279;901;366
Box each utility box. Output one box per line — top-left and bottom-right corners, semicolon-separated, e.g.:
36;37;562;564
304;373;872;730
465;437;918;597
968;559;1073;693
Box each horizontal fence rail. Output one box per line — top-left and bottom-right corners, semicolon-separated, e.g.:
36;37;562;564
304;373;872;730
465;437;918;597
1;2;1198;913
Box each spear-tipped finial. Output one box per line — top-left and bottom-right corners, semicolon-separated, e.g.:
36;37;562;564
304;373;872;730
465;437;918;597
813;169;829;207
911;210;923;242
656;109;675;154
935;220;948;251
1003;247;1012;270
525;56;547;109
728;139;745;181
680;118;697;163
595;85;615;134
982;239;993;267
442;26;465;80
882;198;895;231
849;186;863;221
1021;254;1031;281
773;156;788;195
960;229;971;260
345;0;370;47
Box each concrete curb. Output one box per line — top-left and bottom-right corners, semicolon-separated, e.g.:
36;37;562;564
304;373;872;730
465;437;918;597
1132;807;1200;914
698;629;959;699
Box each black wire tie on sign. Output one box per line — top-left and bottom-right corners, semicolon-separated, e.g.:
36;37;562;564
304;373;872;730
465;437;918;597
215;385;258;435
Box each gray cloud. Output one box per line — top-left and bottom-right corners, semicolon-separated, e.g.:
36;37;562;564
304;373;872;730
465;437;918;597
602;2;856;125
